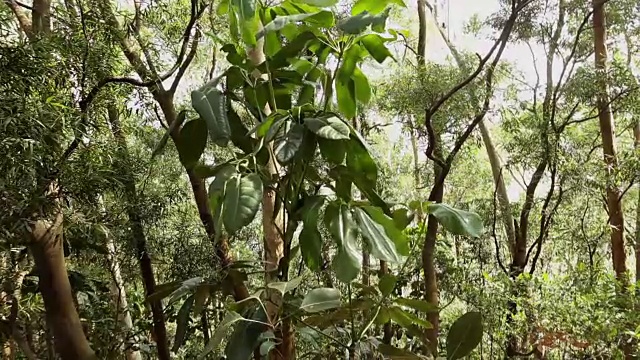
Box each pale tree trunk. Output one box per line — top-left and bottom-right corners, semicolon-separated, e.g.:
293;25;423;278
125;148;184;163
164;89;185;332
247;25;290;360
107;106;170;360
593;0;630;357
1;259;38;360
99;196;142;360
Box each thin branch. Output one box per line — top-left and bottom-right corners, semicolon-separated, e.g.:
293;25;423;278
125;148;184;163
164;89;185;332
170;27;201;93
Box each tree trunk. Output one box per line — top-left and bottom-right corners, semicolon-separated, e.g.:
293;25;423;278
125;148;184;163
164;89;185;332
107;106;170;360
380;261;393;344
103;220;142;360
635;122;640;287
28;210;96;360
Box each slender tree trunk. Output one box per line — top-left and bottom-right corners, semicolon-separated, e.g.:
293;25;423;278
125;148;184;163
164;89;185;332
28;209;96;360
380;261;393;344
107;106;170;360
635;122;640;287
103;217;142;360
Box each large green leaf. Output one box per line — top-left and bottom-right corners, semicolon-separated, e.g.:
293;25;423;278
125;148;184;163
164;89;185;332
338;9;390;34
358;33;394;63
275;122;305;163
427;203;484;238
257;13;316;39
318;138;346;164
346;138;377;190
304;116;350;140
378;274;396;296
377;344;422;359
351;0;406;15
225;305;268;360
172;295;194;352
267;276;303;295
353;207;401;263
223;174;263;234
362;206;409;256
231;0;259;45
352;67;371;104
325;203;361;282
177;118;208;168
191;87;231;147
394;298;438;313
299;196;325;270
336;45;361;118
200;312;244;359
388;306;432;329
291;0;337;6
300;288;341;313
208;165;237;196
446;312;483;360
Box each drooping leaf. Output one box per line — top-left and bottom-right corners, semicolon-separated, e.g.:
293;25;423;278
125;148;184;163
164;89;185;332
352;67;372;104
223;174;263;234
172;295;194;352
275;122;305;163
318;138;346;164
338;9;390;34
427;203;484;238
257;11;333;39
300;288;341;313
336;45;361;118
388;306;432;329
377;344;422;359
351;0;406;15
353;207;402;263
446;312;483;360
299;196;326;270
363;206;409;256
225;305;268;360
346;138;378;190
146;281;181;303
231;0;260;45
191;86;231;147
394;298;438;313
267;276;303;295
291;0;338;6
208;165;237;196
259;340;276;356
358;33;394;63
392;208;414;230
378;274;397;296
167;277;204;304
177;118;208;168
325;203;361;282
304;116;350;140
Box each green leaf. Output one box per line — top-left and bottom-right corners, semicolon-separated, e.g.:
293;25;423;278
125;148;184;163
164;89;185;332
177;118;208;168
225;306;268;360
193;161;233;179
378;274;397;296
275;122;305;163
152;110;186;158
353;207;402;263
392;208;413;230
208;165;237;196
427;203;484;237
351;0;406;15
232;0;256;21
388;305;432;329
377;344;422;359
167;277;204;304
304;116;350;140
446;312;483;360
300;196;325;271
346;138;378;190
259;340;276;356
146;281;181;304
257;13;317;39
191;87;231;147
338;9;390;34
352;67;371;104
300;288;341;312
358;33;394;63
267;276;303;295
223;174;263;234
336;45;360;118
172;295;194;352
394;298;438;313
318;138;346;164
363;206;409;256
325;203;361;282
290;0;337;6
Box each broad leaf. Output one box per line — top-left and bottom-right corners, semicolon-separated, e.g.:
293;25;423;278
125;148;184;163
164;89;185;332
177;118;208;168
304;116;350;140
318;138;346;164
200;312;243;359
359;33;394;63
362;206;409;256
351;0;406;15
291;0;337;6
378;274;397;296
167;277;204;304
225;305;268;360
208;165;237;196
299;196;325;270
223;174;263;234
258;13;317;39
172;295;194;352
392;208;414;230
346;138;378;190
300;288;341;313
259;340;276;356
267;276;303;295
352;67;372;104
338;9;390;34
446;312;483;360
325;203;361;282
191;87;231;146
394;298;438;313
353;207;402;263
388;306;432;329
336;45;360;118
275;122;305;163
427;203;484;238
